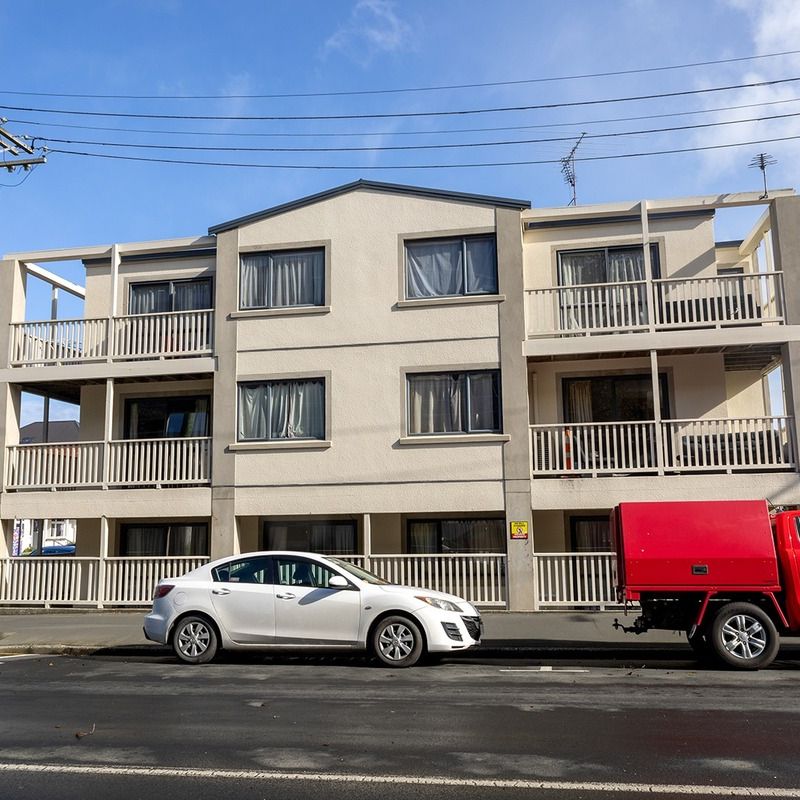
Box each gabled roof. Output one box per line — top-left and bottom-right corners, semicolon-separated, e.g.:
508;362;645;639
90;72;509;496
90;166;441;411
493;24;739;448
208;179;531;234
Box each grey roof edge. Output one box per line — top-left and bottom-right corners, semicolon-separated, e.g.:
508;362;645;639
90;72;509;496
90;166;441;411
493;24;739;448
208;179;531;234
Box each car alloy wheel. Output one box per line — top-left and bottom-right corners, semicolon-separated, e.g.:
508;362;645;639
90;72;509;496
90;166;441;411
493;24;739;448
173;616;218;664
709;602;779;670
372;615;423;668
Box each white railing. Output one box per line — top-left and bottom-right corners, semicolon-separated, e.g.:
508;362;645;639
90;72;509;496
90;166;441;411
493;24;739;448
107;437;212;486
531;417;796;477
112;310;213;360
0;557;100;605
525;271;784;337
366;554;507;606
653;271;784;328
663;416;795;472
9;318;109;365
531;421;658;476
526;280;649;336
8;310;214;366
103;556;208;605
5;441;104;489
535;552;619;608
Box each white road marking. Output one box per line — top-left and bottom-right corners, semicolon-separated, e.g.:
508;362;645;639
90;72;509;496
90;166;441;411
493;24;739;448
0;762;797;797
500;667;590;673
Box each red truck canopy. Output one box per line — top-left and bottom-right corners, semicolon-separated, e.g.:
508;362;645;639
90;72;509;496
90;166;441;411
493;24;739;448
614;500;780;593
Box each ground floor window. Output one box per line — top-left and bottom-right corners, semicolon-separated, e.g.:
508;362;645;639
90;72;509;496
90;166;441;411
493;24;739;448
407;518;505;553
569;516;611;552
121;523;209;556
262;519;357;555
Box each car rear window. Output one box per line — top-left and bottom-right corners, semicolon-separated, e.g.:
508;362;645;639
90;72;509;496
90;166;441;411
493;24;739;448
212;556;272;584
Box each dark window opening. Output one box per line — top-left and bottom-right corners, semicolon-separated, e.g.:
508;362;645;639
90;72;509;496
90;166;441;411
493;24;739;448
407;518;505;553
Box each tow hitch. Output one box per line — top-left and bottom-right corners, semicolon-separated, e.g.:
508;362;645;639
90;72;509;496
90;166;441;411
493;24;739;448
613;617;649;635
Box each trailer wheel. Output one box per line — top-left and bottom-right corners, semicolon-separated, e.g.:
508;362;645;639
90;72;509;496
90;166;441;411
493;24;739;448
709;603;779;670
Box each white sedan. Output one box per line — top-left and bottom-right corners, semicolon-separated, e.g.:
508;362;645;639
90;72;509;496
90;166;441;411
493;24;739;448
144;551;482;667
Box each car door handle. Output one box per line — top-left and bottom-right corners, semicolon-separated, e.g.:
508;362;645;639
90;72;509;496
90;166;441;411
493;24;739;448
211;588;231;595
276;592;296;600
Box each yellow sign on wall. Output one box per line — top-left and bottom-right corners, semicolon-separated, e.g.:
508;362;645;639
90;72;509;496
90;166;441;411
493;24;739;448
509;520;529;540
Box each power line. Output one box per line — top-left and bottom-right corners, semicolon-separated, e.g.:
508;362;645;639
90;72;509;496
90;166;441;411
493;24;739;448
33;110;800;154
7;96;800;140
45;133;800;170
3;76;799;122
2;49;799;100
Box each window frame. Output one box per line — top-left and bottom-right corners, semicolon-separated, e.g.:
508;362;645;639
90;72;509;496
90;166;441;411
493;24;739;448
404;234;498;300
406;369;502;436
120;522;209;557
556;243;661;285
406;517;506;554
237;377;327;443
238;246;326;311
127;276;213;315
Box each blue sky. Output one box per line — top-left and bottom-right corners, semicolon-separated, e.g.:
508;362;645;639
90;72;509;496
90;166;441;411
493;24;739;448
2;0;799;423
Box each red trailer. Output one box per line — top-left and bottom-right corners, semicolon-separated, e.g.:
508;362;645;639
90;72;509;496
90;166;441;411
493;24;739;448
613;500;800;669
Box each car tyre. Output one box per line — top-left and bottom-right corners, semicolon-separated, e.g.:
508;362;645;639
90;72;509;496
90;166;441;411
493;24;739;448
709;602;779;670
372;615;424;668
172;615;218;664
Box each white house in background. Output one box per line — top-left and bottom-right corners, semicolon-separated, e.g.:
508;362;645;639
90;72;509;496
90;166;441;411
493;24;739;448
1;180;799;610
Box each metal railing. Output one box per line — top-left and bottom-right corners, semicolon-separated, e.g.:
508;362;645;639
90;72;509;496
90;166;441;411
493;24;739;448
8;309;214;366
531;416;796;476
525;271;784;337
535;552;619;608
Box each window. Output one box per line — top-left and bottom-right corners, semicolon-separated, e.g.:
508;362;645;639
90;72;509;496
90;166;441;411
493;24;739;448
240;248;324;310
562;374;669;423
124;395;210;439
405;235;497;299
238;379;325;441
408;519;505;553
121;523;208;557
407;370;501;435
570;516;611;552
273;556;339;588
263;520;356;555
129;278;212;314
212;556;272;584
558;244;660;285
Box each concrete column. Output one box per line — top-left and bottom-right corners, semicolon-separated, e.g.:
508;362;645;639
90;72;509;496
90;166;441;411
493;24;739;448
496;207;536;611
101;378;114;488
640;200;656;332
770;196;800;325
650;350;665;475
363;513;372;570
780;342;800;467
210;488;238;559
98;516;110;608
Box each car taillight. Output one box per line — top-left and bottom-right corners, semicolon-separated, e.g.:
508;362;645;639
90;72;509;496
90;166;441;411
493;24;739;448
153;584;174;600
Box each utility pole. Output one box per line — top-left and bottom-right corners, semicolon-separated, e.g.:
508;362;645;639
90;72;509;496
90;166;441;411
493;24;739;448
0;120;46;172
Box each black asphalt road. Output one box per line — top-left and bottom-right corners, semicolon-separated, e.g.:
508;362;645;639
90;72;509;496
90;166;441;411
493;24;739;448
1;649;799;799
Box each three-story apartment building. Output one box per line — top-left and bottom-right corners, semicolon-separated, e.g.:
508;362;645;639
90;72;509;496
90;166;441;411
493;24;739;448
1;180;799;611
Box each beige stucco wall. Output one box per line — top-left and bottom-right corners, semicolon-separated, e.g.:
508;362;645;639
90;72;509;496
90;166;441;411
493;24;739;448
725;370;767;417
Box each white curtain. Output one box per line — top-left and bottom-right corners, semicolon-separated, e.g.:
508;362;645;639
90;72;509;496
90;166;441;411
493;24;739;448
129;284;170;314
239;380;324;440
123;526;167;556
409;519;504;553
558;251;606;330
465;237;497;294
406;240;464;298
168;524;209;556
264;521;356;554
468;372;499;431
408;374;464;433
408;522;438;553
572;519;611;552
173;280;212;311
568;381;593;423
240;251;323;308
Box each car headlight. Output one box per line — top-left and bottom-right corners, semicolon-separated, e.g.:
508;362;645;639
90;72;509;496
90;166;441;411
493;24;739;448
415;595;462;612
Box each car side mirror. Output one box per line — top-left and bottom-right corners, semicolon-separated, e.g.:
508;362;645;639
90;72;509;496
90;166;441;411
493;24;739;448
328;575;351;589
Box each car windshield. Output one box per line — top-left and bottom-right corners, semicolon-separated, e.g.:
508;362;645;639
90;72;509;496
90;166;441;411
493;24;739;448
327;558;389;585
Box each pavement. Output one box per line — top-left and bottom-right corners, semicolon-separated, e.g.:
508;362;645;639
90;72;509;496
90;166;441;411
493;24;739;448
0;607;693;657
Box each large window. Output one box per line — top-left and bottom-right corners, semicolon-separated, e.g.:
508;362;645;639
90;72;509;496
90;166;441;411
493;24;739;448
405;235;497;299
263;520;357;555
124;395;210;439
562;374;669;423
570;516;611;552
558;244;660;286
240;248;324;310
407;370;501;435
408;519;505;553
129;278;212;314
121;523;208;556
238;379;325;441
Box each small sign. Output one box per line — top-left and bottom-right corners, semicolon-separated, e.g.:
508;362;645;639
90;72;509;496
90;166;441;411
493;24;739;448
509;520;529;540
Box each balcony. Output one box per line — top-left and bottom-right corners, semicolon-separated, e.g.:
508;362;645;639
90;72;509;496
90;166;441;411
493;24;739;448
8;309;214;366
5;437;212;490
530;416;796;477
525;272;784;338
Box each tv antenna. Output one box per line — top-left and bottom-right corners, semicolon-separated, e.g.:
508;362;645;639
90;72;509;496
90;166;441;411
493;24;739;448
560;132;586;206
748;152;777;199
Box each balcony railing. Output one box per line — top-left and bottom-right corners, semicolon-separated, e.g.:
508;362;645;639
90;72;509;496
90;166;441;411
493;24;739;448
535;552;620;608
526;271;784;337
8;309;214;366
531;416;795;476
5;437;212;490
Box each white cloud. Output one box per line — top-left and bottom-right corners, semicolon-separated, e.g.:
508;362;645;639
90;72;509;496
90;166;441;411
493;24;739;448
692;1;800;187
322;0;414;66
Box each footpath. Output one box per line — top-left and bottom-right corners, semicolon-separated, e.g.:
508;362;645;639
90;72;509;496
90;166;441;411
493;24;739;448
0;608;694;658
